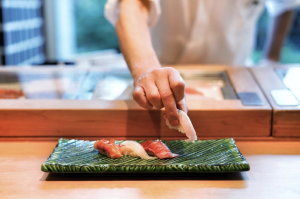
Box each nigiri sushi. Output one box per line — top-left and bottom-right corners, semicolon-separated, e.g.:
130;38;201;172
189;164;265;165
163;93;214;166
120;141;157;160
164;109;197;142
94;139;123;159
141;140;179;159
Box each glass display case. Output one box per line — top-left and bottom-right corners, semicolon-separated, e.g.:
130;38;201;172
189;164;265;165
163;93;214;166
0;66;271;140
0;70;131;100
0;70;236;101
251;66;300;137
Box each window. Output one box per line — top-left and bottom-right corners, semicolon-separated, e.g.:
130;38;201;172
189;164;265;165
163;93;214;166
0;0;45;65
74;0;119;53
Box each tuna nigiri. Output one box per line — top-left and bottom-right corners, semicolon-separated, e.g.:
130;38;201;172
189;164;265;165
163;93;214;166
94;139;123;159
120;141;157;160
141;140;179;159
164;110;197;142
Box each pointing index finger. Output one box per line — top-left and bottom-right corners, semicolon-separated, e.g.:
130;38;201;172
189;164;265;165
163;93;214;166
169;70;185;102
156;74;179;126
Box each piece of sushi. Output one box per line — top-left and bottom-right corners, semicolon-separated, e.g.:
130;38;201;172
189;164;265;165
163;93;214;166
119;141;157;160
164;109;197;143
94;139;123;159
141;140;179;159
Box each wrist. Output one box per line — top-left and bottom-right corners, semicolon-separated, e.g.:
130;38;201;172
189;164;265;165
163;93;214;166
131;61;161;83
122;47;161;82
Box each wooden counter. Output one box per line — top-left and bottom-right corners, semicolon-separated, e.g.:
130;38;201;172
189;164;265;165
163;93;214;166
250;66;300;137
0;66;272;139
1;140;299;199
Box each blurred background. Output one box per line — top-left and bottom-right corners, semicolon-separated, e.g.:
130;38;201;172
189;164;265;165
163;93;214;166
0;0;299;67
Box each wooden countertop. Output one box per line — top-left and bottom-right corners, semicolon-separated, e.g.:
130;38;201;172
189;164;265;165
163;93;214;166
1;141;300;199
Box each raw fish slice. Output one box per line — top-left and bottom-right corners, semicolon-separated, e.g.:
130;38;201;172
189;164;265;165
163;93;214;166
94;139;123;159
120;141;157;160
141;140;179;159
0;89;24;99
164;110;197;142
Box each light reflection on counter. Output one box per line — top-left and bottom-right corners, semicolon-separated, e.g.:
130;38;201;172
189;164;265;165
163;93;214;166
276;68;300;101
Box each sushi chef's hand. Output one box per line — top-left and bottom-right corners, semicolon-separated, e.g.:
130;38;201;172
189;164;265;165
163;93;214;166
133;67;188;127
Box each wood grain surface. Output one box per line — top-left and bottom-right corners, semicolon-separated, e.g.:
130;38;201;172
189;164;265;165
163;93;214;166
250;66;300;137
0;140;299;199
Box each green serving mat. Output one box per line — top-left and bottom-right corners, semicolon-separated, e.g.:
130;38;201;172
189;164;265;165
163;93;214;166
41;138;250;173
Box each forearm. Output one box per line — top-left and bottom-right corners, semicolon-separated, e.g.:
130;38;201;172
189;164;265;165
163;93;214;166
263;10;294;62
116;0;160;82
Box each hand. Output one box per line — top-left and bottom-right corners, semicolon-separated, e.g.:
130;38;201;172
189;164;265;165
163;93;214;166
132;67;188;126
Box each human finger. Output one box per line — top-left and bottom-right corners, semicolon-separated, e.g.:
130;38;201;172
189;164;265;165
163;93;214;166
169;70;185;102
132;86;153;109
176;97;188;113
156;76;179;126
144;83;164;109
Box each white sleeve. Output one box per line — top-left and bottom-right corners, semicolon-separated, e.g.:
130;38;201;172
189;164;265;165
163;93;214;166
104;0;161;27
265;0;300;16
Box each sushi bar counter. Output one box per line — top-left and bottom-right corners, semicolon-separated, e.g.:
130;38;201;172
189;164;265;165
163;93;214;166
1;64;300;140
0;140;299;199
1;65;300;198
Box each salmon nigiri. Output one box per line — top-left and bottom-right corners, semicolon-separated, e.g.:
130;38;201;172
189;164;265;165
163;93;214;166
94;139;123;159
141;140;179;159
164;110;197;142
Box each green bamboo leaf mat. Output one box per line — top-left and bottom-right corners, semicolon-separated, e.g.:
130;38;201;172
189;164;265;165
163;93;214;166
41;138;250;173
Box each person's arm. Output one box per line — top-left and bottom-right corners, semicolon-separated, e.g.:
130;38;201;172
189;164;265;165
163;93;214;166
262;10;294;63
116;0;187;126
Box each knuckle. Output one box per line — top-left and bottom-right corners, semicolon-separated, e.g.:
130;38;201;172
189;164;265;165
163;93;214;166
151;68;162;77
173;81;185;91
164;67;174;73
166;67;179;74
147;93;160;102
132;90;142;101
161;90;173;100
152;68;161;73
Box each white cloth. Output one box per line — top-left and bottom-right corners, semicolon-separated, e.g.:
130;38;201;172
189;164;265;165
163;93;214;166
105;0;300;65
